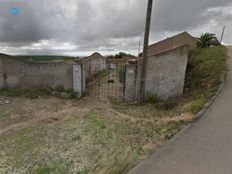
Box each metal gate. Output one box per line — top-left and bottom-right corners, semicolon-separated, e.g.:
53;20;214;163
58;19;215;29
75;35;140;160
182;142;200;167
86;64;126;102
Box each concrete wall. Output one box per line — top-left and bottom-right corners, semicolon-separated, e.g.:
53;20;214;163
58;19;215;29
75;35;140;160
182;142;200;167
0;54;76;90
145;45;189;99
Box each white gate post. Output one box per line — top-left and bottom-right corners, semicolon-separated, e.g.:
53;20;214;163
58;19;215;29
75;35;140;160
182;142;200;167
73;63;85;97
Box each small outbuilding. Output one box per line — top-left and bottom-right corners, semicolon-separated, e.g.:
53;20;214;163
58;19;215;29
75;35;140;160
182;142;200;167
146;32;198;56
82;52;106;79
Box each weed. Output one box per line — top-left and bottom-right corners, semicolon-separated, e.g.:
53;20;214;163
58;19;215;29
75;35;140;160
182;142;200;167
0;87;51;99
189;98;206;113
157;99;178;110
145;92;160;103
34;165;55;174
54;85;65;93
34;163;69;174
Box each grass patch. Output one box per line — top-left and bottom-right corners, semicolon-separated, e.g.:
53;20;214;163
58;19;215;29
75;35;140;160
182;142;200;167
54;85;66;93
145;92;160;103
145;92;178;110
188;98;207;113
34;162;69;174
0;86;78;99
0;87;51;99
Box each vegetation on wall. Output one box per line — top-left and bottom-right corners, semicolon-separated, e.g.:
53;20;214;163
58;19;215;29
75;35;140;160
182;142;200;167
117;64;126;83
91;69;109;81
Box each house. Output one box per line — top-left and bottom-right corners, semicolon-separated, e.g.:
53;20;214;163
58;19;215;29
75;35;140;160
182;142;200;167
146;32;198;56
82;52;106;79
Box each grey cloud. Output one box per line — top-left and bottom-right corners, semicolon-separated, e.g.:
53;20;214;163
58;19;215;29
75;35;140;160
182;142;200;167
152;0;232;32
0;0;232;55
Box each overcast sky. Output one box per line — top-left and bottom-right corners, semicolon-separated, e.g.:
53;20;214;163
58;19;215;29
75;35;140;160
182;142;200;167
0;0;232;56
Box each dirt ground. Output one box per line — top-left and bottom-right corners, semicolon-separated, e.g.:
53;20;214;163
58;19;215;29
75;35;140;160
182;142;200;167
0;96;194;174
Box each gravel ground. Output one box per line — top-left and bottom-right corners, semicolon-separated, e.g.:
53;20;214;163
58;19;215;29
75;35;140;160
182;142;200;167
0;96;193;174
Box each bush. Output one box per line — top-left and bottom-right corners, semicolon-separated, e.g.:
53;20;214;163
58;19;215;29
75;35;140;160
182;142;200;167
145;92;160;103
92;69;109;80
54;85;65;92
157;99;178;110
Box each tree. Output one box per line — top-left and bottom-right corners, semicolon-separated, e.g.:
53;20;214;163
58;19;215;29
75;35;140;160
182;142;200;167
197;33;221;48
114;52;135;59
115;52;127;59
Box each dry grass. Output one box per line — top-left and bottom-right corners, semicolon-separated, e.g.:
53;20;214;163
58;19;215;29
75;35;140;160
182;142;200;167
0;96;191;174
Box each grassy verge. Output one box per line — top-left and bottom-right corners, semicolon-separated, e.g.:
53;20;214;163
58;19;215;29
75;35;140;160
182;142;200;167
183;46;227;113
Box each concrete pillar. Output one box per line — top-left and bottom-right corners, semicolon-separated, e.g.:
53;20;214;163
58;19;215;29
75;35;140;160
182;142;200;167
125;60;138;102
73;63;85;97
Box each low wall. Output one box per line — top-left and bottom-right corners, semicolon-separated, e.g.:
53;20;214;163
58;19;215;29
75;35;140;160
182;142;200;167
0;54;75;90
145;45;189;99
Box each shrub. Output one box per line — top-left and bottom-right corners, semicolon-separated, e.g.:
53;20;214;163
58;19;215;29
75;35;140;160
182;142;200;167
54;85;65;92
158;99;178;110
145;92;160;103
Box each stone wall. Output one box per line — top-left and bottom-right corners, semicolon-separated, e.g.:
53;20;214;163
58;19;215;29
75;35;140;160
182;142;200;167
0;53;76;90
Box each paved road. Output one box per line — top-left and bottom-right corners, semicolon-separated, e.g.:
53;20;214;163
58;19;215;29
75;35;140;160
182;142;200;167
128;46;232;174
